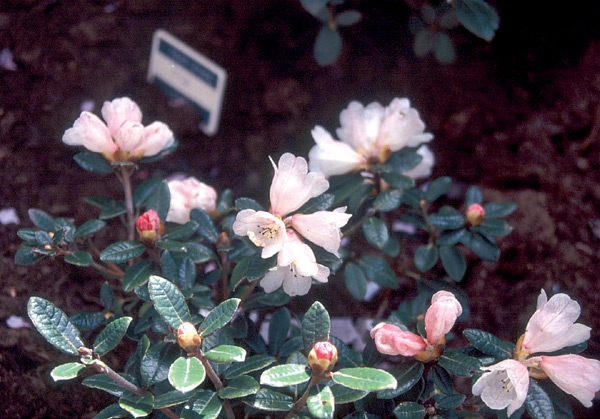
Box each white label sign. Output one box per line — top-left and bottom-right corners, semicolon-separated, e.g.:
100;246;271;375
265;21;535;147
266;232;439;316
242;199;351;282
147;29;227;136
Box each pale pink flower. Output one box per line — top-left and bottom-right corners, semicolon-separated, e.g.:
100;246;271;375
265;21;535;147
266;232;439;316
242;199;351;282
63;97;174;161
308;98;434;178
537;355;600;408
402;145;434;180
472;359;529;417
233;210;286;258
166;177;217;224
290;207;352;256
369;323;427;356
522;289;591;354
424;290;463;345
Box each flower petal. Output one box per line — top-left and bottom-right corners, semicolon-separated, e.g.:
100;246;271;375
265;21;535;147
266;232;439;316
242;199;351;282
336;101;375;152
424;290;462;345
403;145;434;180
277;231;318;277
166;177;217;224
308;126;366;177
472;359;529;417
135;121;175;157
232;209;286;258
369;323;427;356
290;207;351;256
269;153;329;216
539;354;600;408
101;97;142;136
377;97;433;151
114;120;144;152
260;267;286;293
62;111;117;154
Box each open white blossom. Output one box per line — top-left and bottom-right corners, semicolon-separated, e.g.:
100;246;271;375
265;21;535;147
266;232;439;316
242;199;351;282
472;359;529;417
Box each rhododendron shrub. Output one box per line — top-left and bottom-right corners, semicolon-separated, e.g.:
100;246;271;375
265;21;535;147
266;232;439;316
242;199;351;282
16;96;597;419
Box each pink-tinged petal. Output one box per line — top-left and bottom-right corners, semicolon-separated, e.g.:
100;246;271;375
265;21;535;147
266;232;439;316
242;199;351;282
313;264;330;283
403;145;434;180
260;267;286;293
424;290;462;345
232;209;286;258
277;231;318;277
134;121;175;157
539;355;600;408
522;290;591;354
308;126;366;177
166;177;217;224
269;153;329;216
369;323;427;356
472;359;529;417
114;120;144;152
376;97;433;152
101;97;142;136
62;111;117;154
290;207;351;256
336;101;373;152
261;264;320;297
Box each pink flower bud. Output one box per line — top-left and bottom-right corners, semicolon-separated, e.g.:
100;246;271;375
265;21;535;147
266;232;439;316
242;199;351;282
308;341;338;375
370;323;427;356
136;210;164;246
177;322;202;354
466;203;485;226
424;290;462;346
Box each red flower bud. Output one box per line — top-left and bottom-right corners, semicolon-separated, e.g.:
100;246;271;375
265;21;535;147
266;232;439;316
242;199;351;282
466;203;485;227
136;209;164;246
177;322;202;354
308;341;338;376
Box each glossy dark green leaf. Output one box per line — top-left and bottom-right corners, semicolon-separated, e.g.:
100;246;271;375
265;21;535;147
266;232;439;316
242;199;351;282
50;362;85;381
333;367;396;391
314;26;342;66
373;189;403;212
382;237;401;257
73;151;113;174
184;241;217;264
260;364;311;387
378;362;424;399
198;298;240;337
17;228;38;241
140;341;181;386
156;239;187;252
463;328;514;359
14;246;44;265
119;394;154;418
70;311;105;331
436;393;465;410
402;189;424;208
439;245;467;281
148;275;191;329
100;241;145;263
431;365;453;394
336;10;362;26
144;179;170;221
223;354;276;379
161;221;198;241
425;176;452;202
93;317;132;355
27;297;84;355
483;202;518;219
295;193;334;214
122;260;154;292
434;32;456;63
247;388;294;412
381;172;416;189
177;257;196;290
455;0;499;42
393;402;426;419
133;178;163;208
180;390;222;419
64;250;93;267
525;380;554;419
247;252;277;280
204;345;246;363
329;336;362;368
307;385;334;419
344;262;368;300
168;356;206;393
436;228;467;246
91;403;128;419
83;373;137;397
218;375;260;399
429;212;465;230
475;218;513;236
414;244;438;272
100;282;114;309
28;208;54;232
302;301;330;353
190;208;218;243
153;389;196;409
268;307;290;355
465;186;483;207
462;232;500;261
235;197;265;211
358;256;399;289
438;349;482;377
328;382;368;403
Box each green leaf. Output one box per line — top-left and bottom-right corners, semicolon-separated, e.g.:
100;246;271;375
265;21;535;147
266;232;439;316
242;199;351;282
439;245;467;281
156;240;187;252
190;208;218;243
268;307;290;355
382;237;401;257
168;356;206;393
247;388;294;412
330;336;362;368
185;241;217;264
300;0;327;15
141;341;181;386
180;390;222;419
438;349;482;377
434;32;455;64
344;262;368;300
100;282;114;309
205;345;246;363
260;364;311;387
64;250;94;267
133;178;162;207
425;177;452;202
381;172;416;189
358;256;399;289
122;260;154;292
218;375;259;399
307;385;334;419
247;252;277;280
73;151;113;174
465;186;483;207
161;221;198;241
50;362;86;381
198;298;240;337
27;297;84;355
455;0;499;42
328;382;367;403
432;365;453;394
71;312;105;331
28;208;54;232
100;241;145;263
436;393;465;410
463;328;514;359
333;368;396;391
74;219;107;237
148;275;191;329
414;244;439;272
377;362;424;399
92;403;128;419
17;228;38;241
119;394;154;418
436;228;467;246
235;197;265;211
314;26;342;66
177;257;196;290
336;10;362;26
83;373;137;397
429;212;465;230
153;390;196;409
475;219;513;236
93;317;132;355
373;190;403;212
144;179;170;221
462;232;500;261
294;193;334;214
99;203;127;220
525;380;554;419
393;402;426;419
483;202;518;219
224;354;276;379
302;301;330;353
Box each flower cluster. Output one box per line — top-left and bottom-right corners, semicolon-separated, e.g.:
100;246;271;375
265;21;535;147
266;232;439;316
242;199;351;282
308;98;434;178
63;97;174;162
233;153;351;296
473;290;600;416
165;176;218;224
370;290;462;361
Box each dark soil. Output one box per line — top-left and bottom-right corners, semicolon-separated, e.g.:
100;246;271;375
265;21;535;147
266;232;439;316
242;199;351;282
1;1;600;418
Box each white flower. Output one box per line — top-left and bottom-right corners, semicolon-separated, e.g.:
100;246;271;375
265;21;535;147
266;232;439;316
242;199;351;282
289;207;352;256
472;359;529;417
166;177;217;224
402;145;434;180
308;98;433;178
232;210;286;258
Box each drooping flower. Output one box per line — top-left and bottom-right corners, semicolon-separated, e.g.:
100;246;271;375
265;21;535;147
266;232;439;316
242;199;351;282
63;97;174;162
166;177;217;224
472;359;529;417
474;289;600;415
232;153;351;296
308;98;434;178
370;291;462;358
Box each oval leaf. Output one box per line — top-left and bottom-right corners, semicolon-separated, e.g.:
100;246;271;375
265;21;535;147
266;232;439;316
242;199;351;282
525;379;554;419
362;217;389;249
218;375;259;399
51;362;86;381
439;245;467;281
344;262;368;300
248;388;293;412
74;219;107;237
414;244;439;272
100;241;145;263
27;297;84;355
455;0;499;42
393;401;426;419
333;367;397;391
260;364;311;387
204;345;246;363
148;275;191;329
73;151;113;174
181;390;222;419
168;356;206;393
122;260;154;292
463;328;514;359
302;301;330;353
307;385;334;419
198;298;240;337
93;317;132;355
224;354;276;380
119;394;154;418
314;26;342;66
64;250;94;267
